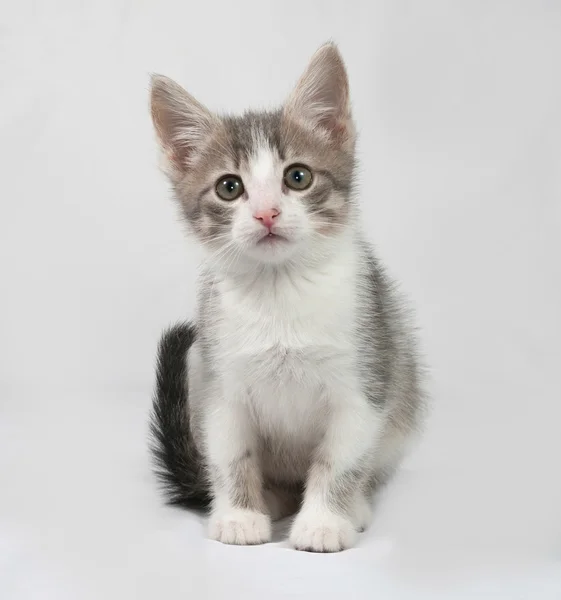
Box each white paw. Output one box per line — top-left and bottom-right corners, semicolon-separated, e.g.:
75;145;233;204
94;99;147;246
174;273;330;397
209;509;271;545
349;493;374;533
289;510;357;552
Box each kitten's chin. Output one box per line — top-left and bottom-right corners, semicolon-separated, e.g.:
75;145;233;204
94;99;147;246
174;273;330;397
243;234;299;265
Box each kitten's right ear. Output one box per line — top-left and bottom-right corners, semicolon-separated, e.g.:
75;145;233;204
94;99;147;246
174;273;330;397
150;75;215;181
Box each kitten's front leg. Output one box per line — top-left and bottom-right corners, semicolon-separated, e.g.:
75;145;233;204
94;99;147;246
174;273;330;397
290;393;381;552
205;390;271;546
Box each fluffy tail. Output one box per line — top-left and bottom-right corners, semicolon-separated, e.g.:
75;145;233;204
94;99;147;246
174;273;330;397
149;322;210;509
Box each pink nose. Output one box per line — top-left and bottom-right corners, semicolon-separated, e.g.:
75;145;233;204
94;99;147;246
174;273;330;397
253;208;280;230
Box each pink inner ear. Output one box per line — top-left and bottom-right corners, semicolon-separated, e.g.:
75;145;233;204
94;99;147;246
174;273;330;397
315;114;349;143
163;146;183;173
325;117;347;138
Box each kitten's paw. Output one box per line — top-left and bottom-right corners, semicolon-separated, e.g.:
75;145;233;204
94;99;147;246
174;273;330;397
289;511;357;552
209;509;271;545
349;493;374;533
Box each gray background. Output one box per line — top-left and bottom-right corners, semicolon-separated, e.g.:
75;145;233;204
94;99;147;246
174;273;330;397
1;1;560;598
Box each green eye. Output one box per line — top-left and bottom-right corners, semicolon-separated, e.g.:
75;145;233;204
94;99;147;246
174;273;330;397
284;164;313;191
216;175;244;201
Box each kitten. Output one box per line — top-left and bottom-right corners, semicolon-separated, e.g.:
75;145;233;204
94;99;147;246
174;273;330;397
149;43;424;552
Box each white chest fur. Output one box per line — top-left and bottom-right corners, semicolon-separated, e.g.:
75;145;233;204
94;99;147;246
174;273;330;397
214;245;359;441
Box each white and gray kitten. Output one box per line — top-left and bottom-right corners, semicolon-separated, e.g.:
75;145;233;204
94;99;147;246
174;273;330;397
150;43;424;552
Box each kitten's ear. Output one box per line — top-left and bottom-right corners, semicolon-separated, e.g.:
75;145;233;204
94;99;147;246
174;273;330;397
284;43;354;143
150;75;215;181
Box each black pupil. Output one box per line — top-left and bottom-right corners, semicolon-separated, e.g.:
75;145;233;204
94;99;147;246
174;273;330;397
224;179;237;194
292;170;304;183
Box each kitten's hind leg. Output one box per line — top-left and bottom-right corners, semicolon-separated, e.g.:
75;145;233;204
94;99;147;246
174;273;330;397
347;489;374;533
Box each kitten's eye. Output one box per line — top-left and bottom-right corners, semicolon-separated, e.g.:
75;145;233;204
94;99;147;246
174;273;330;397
215;175;244;201
284;164;313;191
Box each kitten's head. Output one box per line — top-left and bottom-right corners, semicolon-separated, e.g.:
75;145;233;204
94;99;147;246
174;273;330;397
150;43;356;268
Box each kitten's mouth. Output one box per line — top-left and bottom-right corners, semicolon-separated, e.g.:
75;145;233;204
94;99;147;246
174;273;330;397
257;232;288;245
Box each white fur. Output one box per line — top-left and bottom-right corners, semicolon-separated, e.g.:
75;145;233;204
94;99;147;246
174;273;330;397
250;143;276;183
348;492;374;532
214;231;369;445
198;209;385;550
290;507;357;552
208;508;272;545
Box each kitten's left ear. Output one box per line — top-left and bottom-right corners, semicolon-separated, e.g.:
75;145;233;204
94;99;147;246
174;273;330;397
284;42;354;144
